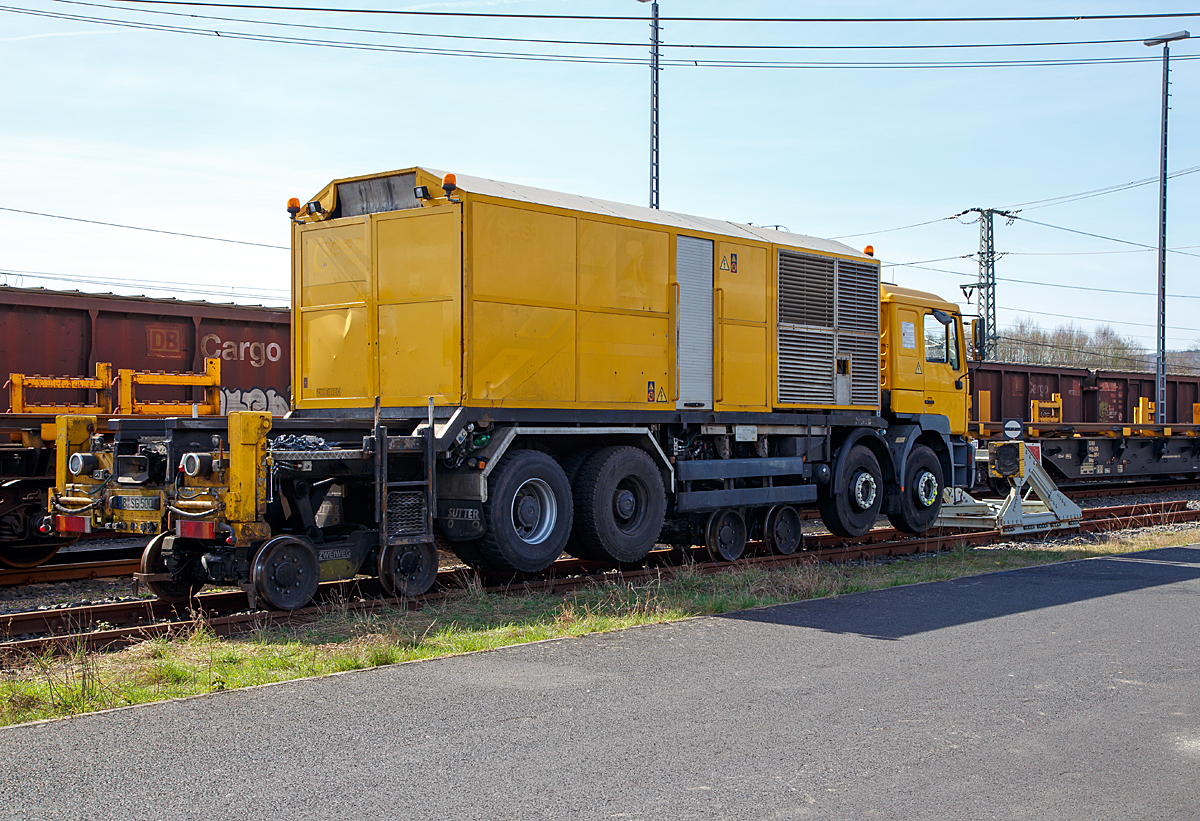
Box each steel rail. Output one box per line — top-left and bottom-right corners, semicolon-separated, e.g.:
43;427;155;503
0;559;142;586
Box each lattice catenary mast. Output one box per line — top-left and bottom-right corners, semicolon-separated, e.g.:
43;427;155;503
966;207;1015;360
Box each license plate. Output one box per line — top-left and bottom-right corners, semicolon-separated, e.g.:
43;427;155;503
112;495;160;511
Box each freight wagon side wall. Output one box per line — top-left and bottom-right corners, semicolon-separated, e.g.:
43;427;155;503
969;361;1200;425
0;290;290;414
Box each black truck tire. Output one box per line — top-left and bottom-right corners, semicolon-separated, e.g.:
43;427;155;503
573;446;666;564
887;444;944;534
478;450;572;572
560;447;605;560
818;445;883;538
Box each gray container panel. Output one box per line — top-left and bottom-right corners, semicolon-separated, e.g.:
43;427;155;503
676;236;714;410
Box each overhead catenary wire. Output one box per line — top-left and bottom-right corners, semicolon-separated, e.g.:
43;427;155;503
1003;165;1200;210
832;216;958;240
46;1;1171;52
67;2;1200;24
880;254;974;268
0;206;288;249
997;304;1200;334
0;266;289;301
960;273;1200;301
5;4;1200;69
834;166;1200;239
1011;215;1200;259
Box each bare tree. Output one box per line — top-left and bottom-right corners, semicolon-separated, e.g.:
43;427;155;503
993;319;1155;371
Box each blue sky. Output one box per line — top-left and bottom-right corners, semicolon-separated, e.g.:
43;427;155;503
3;0;1198;351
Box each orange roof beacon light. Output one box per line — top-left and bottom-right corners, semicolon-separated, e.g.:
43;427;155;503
441;172;457;197
287;197;301;218
863;245;875;257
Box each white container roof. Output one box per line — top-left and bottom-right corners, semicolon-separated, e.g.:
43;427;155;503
425;168;870;261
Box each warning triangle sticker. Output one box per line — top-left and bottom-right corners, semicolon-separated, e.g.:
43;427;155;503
719;256;730;271
915;364;923;374
657;386;667;402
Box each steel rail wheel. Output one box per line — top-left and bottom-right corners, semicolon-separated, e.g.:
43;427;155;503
252;536;320;611
763;505;803;555
0;537;73;569
380;541;439;597
887;444;945;534
705;509;747;562
140;532;203;603
818;445;883;537
478;450;572;572
573;446;666;564
377;544;396;595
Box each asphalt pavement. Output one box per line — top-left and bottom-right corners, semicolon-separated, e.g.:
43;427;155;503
3;546;1200;820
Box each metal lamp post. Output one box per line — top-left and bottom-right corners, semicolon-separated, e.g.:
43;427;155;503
636;0;660;209
1144;30;1190;423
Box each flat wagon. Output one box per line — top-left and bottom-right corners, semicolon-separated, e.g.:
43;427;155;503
0;288;291;566
969;360;1200;483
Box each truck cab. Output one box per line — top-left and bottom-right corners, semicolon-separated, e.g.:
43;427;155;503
880;284;969;436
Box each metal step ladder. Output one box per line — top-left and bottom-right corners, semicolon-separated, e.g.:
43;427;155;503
934;441;1082;536
372;399;437;547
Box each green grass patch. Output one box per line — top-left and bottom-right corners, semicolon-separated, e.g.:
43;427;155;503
0;525;1193;727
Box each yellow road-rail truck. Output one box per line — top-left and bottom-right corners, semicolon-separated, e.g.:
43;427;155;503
54;168;974;610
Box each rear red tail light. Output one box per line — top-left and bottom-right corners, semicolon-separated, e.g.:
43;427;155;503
55;515;91;534
176;520;217;540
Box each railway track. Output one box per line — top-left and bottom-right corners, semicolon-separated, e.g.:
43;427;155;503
5;479;1194;587
3;499;1194;656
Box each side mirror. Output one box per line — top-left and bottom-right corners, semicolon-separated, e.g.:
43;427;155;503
971;319;982;360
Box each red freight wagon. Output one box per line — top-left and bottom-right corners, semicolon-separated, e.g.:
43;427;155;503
970;360;1200;426
0;287;290;414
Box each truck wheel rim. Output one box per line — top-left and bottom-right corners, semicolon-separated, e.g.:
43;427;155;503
852;471;877;510
915;471;939;507
511;478;556;544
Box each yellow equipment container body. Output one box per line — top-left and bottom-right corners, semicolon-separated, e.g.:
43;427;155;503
295;209;462;409
293;168;883;415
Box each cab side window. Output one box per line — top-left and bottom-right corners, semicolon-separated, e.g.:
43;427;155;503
923;312;962;371
923;313;948;364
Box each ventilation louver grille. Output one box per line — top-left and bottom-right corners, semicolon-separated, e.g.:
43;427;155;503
778;329;835;404
776;251;880;407
778;252;834;328
837;260;879;334
837;333;881;406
